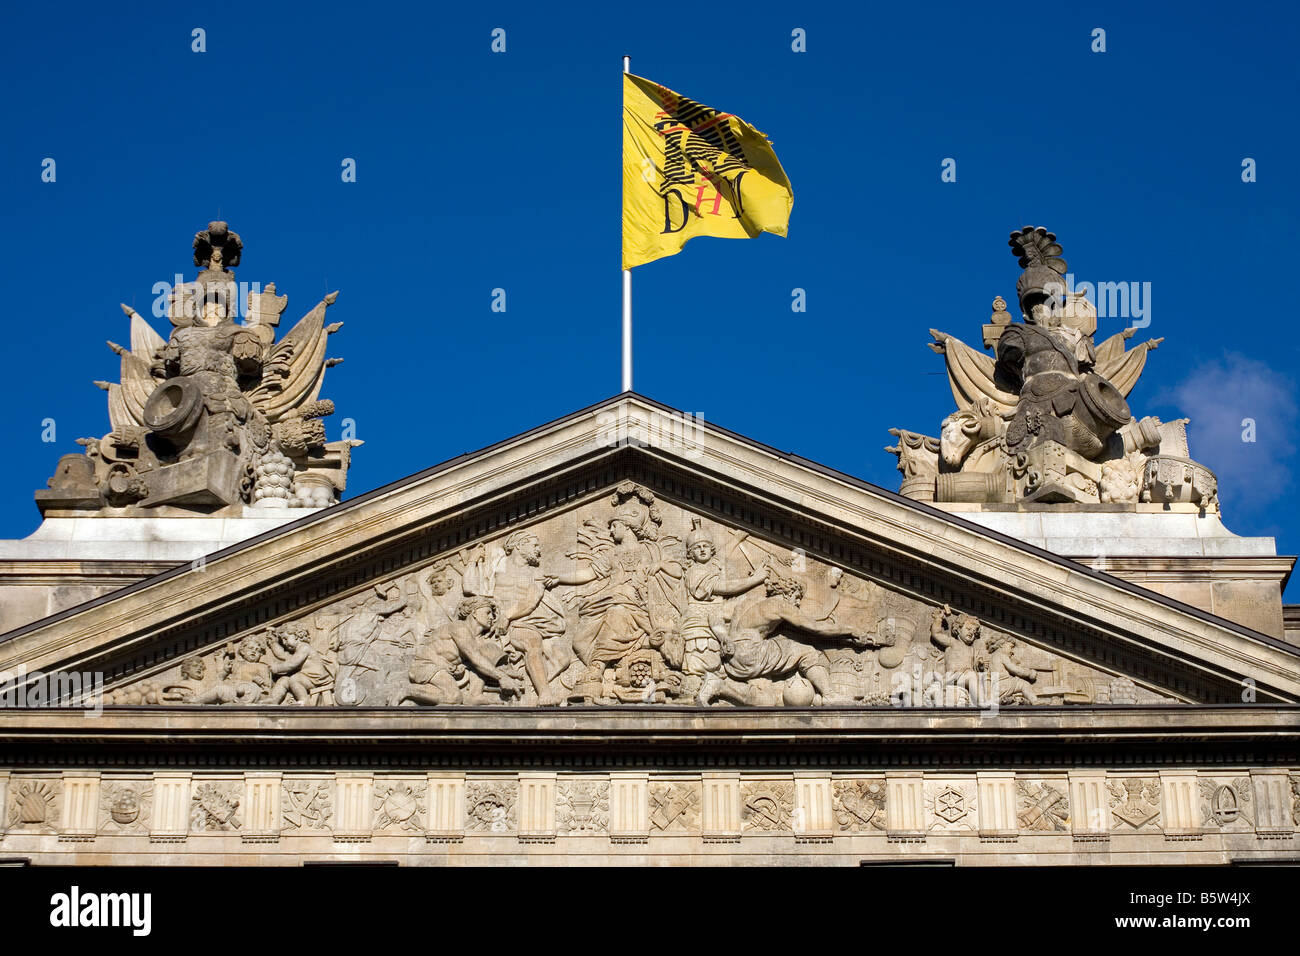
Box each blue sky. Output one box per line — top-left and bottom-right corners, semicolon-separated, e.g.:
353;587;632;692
2;2;1298;595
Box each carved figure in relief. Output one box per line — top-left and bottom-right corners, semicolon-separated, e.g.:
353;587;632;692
814;567;891;701
416;559;464;629
698;575;877;705
164;652;261;704
266;623;336;704
396;596;523;705
328;583;411;702
977;632;1039;704
927;605;983;705
677;518;768;687
549;484;685;701
466;531;571;706
228;633;273;696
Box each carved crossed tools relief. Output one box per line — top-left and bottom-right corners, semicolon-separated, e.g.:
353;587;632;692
741;783;794;832
649;782;701;833
1017;780;1070;832
282;781;333;831
110;482;1160;709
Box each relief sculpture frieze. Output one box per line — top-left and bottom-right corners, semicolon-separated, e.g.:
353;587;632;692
108;481;1173;708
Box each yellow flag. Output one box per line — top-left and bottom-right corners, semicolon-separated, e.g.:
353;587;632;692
622;73;793;270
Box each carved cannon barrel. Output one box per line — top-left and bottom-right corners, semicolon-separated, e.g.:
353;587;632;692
142;376;205;438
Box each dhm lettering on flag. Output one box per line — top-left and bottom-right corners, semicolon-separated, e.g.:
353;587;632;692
623;74;793;269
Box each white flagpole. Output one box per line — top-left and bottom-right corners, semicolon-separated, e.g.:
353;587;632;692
622;54;633;393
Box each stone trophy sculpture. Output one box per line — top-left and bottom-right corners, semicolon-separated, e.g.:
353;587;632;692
36;222;359;515
888;226;1217;509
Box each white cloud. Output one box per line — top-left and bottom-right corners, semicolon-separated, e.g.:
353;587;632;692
1153;353;1297;516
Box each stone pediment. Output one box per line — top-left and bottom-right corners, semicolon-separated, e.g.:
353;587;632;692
1;394;1297;707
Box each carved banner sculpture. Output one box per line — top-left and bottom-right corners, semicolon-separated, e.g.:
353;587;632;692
37;222;359;515
888;226;1217;509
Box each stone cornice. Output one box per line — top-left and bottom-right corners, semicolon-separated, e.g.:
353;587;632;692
0;706;1295;770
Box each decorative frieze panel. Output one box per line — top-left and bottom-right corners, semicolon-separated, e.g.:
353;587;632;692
832;778;887;833
1017;779;1070;833
243;773;281;842
191;780;242;832
886;773;926;842
466;781;517;834
701;773;741;842
649;780;700;833
793;773;834;842
517;774;556;842
6;776;60;834
0;768;1292;854
925;779;977;833
556;780;610;835
372;779;426;834
150;773;190;842
425;774;465;842
1108;777;1162;832
281;779;333;832
334;774;372;842
1198;776;1252;832
100;778;152;834
1159;771;1200;841
976;773;1017;842
1250;770;1295;839
1068;772;1110;840
741;782;793;833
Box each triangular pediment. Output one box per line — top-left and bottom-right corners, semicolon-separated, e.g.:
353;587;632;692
2;394;1297;707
